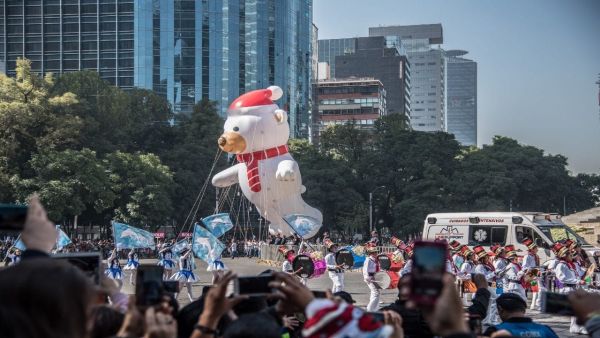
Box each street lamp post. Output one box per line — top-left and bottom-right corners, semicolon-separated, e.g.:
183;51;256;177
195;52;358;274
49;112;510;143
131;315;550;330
369;186;386;234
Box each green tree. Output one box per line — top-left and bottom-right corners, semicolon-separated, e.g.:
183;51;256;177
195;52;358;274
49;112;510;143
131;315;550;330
0;58;80;176
13;149;115;222
105;152;174;229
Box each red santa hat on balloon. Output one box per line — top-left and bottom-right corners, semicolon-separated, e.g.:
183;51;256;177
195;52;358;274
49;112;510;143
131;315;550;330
228;86;284;116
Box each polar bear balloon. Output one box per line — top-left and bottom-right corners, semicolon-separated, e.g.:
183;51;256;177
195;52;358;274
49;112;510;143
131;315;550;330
211;86;323;238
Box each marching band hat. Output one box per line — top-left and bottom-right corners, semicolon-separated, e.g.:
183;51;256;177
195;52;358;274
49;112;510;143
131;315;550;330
278;245;295;257
459;245;473;257
391;236;406;250
323;238;337;250
552;242;569;258
522;238;537;250
504;244;518;258
490;244;505;255
472;245;490;260
448;240;462;251
365;243;378;254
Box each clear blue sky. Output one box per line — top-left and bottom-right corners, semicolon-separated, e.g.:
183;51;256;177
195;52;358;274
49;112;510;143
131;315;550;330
314;0;600;174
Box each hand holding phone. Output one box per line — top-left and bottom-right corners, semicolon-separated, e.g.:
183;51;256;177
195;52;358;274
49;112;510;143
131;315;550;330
53;252;101;284
234;274;275;296
0;204;27;232
410;240;446;306
136;265;165;307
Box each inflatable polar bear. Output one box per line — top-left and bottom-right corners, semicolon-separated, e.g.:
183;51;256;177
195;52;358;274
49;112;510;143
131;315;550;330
211;86;323;238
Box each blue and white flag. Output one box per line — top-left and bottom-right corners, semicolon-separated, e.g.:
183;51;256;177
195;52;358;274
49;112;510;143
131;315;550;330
192;224;225;263
112;222;156;250
56;225;72;250
201;213;233;238
171;239;190;257
283;214;321;238
13;237;26;251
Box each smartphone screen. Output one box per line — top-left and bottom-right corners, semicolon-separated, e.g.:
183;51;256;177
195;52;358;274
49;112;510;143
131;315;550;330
312;290;327;298
136;265;164;307
366;312;385;322
0;204;28;232
235;275;274;296
53;252;101;284
541;291;575;316
410;241;446;306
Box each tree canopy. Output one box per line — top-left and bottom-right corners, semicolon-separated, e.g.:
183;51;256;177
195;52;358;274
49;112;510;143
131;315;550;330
0;58;597;238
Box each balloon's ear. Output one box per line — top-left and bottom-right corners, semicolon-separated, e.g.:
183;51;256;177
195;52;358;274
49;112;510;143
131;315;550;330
274;109;288;124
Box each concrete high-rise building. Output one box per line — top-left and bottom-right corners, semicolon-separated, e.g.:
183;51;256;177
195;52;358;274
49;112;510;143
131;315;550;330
369;24;445;132
0;0;313;137
334;36;410;119
314;77;386;143
446;50;477;146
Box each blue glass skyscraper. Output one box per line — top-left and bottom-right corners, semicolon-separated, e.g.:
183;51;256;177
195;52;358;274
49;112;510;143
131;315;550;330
1;0;312;138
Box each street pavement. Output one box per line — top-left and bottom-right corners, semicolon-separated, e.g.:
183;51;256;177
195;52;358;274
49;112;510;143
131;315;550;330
126;258;578;337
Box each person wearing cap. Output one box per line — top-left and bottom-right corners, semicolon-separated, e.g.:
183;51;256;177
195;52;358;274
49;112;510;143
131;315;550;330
522;238;542;310
483;292;559;338
390;236;406;263
491;244;508;272
473;245;501;325
369;230;380;246
279;246;295;274
324;239;344;292
398;243;414;278
363;243;381;311
503;245;527;301
458;246;475;279
554;242;588;334
449;240;464;271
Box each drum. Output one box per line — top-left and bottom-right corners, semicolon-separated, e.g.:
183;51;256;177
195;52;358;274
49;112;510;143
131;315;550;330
336;249;354;269
387;271;400;289
344;246;365;269
378;254;391;271
373;271;391;289
312;259;327;279
389;253;404;272
292;254;314;278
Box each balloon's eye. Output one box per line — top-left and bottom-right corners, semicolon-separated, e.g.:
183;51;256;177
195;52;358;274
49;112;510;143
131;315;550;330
233;126;239;132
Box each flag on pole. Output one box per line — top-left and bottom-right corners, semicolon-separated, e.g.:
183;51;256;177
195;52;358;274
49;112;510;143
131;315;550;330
201;213;233;238
55;225;72;250
192;223;225;263
283;214;321;238
13;236;26;251
171;238;190;257
112;222;156;249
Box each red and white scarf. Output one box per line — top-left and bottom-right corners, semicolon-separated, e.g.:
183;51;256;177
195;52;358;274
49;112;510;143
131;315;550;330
236;144;289;192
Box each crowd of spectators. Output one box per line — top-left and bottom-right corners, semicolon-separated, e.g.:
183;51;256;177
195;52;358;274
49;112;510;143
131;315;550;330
3;196;600;338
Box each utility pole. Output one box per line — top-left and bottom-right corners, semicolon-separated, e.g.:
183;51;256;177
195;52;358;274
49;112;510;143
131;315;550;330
369;192;373;234
563;196;567;216
509;200;512;212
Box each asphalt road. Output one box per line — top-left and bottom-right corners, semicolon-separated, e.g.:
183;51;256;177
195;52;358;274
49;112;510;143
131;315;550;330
124;258;577;337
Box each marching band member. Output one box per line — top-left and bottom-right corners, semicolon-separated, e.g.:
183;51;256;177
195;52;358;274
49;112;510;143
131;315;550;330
158;245;176;280
363;244;381;311
390;237;406;276
473;245;500;326
398;243;414;277
207;253;228;284
491;244;508;271
123;248;140;285
522;238;542;310
458;246;475;279
171;248;197;302
279;246;295;274
449;240;464;270
503;245;526;301
104;248;123;289
553;242;587;334
324;239;345;292
7;248;21;266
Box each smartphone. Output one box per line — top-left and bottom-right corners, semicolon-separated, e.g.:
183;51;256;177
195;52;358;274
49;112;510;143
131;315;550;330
136;265;165;307
366;312;385;322
410;240;446;306
234;274;275;296
0;204;28;232
312;290;327;298
163;280;180;293
53;252;102;284
541;291;575;316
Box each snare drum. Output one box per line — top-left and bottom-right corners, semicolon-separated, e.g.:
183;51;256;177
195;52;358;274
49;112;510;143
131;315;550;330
336;248;354;269
373;271;391;289
387;271;400;289
292;254;314;278
378;254;391;271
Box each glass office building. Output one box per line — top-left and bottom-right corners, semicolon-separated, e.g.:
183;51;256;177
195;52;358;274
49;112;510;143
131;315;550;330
369;24;446;132
446;50;477;146
0;0;312;137
317;38;355;78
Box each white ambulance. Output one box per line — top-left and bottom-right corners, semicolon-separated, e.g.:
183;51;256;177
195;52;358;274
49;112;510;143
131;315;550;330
422;212;599;263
